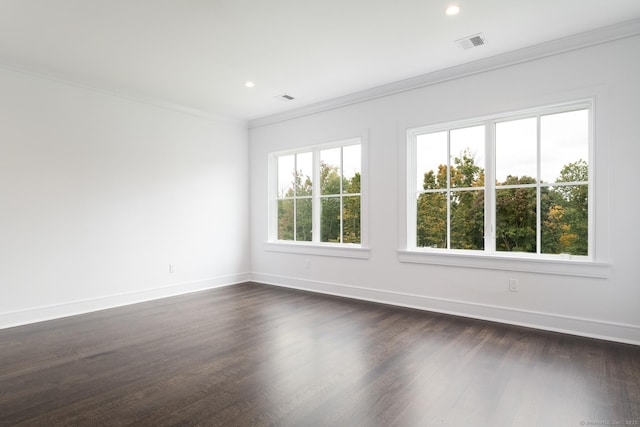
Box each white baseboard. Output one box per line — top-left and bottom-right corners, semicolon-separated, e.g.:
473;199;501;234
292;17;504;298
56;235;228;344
0;273;250;330
5;272;638;346
251;272;640;346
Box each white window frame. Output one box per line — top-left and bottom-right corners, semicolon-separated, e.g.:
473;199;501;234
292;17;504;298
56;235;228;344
266;137;369;259
401;99;609;278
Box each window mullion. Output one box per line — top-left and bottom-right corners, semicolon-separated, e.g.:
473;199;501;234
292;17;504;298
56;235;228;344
588;106;594;259
485;121;496;253
338;147;344;243
536;115;542;254
408;132;418;249
312;150;321;243
446;130;451;249
293;155;298;241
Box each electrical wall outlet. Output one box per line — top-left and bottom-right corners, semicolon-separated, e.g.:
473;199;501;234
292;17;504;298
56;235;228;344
508;278;519;292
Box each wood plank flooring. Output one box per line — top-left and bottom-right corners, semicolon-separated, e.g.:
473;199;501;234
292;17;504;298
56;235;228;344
1;282;639;426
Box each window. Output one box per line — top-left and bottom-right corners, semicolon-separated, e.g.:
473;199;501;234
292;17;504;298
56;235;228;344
407;101;592;260
273;138;362;245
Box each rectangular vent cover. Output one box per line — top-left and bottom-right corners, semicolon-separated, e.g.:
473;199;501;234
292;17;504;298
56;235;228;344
455;33;486;50
276;94;295;101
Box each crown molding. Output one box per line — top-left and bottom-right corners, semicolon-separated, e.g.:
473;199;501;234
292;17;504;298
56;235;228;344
0;63;248;128
249;18;640;129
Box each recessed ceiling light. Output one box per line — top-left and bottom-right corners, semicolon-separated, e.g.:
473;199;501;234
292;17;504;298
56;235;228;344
245;81;255;88
445;5;460;16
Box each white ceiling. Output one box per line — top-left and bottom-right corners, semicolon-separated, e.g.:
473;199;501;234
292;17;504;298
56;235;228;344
1;0;640;123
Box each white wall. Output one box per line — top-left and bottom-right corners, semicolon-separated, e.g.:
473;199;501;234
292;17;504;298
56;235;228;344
250;35;640;344
0;67;250;327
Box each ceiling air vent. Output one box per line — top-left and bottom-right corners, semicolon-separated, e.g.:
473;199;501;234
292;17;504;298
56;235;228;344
275;93;295;101
455;33;486;50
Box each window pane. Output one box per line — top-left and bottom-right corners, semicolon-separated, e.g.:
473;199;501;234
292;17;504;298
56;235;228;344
450;125;485;189
320;197;341;243
417;192;447;248
343;144;361;194
296;198;312;241
541;185;588;255
277;199;294;240
416;131;447;190
342;196;361;244
496;118;537;184
277;155;295;198
496;187;537;253
296;152;313;196
541;109;589;184
451;190;484;250
320;147;341;195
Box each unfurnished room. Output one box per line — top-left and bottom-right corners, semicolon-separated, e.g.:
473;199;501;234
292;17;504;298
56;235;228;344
1;1;639;425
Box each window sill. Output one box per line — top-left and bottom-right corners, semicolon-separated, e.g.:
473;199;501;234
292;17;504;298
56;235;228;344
398;249;609;278
265;241;370;259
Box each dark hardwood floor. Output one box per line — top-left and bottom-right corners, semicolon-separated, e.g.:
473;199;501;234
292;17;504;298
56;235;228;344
1;282;639;426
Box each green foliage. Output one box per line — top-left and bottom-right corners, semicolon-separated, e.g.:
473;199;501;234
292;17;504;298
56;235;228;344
417;192;447;248
496;177;537;252
451;189;484;250
320;162;361;243
278;170;312;241
343;172;361;243
541;160;588;255
451;151;484;188
417;154;589;256
277;199;294;240
417;150;484;249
